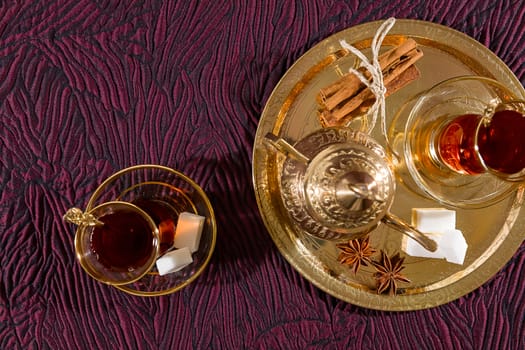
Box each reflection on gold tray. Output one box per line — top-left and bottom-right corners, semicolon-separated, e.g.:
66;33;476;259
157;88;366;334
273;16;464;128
252;19;525;311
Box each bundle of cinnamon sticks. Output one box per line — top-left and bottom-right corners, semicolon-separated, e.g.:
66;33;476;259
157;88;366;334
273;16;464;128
317;38;423;127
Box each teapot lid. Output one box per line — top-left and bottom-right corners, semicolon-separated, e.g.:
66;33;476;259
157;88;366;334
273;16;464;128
280;127;395;240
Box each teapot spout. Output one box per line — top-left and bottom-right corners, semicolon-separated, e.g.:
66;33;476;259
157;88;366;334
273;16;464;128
264;133;310;164
382;213;438;252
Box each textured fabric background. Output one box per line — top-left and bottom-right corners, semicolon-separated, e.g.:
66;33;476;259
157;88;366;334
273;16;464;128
1;1;524;349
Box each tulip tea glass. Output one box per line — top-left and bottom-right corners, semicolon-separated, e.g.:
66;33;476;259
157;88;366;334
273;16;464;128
389;76;525;208
64;164;216;289
65;201;160;285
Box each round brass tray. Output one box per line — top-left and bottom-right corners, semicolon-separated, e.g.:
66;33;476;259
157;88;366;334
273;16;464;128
252;19;525;311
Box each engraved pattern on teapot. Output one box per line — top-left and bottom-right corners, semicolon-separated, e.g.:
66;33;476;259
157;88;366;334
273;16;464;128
305;147;390;230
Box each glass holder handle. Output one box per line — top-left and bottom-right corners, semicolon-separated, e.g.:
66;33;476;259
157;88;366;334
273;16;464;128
63;207;103;227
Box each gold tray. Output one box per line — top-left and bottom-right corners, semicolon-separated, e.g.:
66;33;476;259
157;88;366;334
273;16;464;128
252;19;525;311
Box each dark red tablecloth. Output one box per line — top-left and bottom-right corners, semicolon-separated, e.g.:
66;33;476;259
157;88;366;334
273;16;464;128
1;1;524;349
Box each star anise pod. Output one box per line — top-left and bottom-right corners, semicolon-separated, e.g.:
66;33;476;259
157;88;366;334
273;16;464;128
336;236;376;274
372;250;411;296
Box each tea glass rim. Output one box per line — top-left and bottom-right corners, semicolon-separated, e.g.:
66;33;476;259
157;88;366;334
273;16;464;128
74;200;160;286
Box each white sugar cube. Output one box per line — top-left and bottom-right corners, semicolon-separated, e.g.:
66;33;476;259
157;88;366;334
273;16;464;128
402;208;468;265
438;229;468;265
156;247;193;276
173;212;205;253
402;228;468;265
411;208;456;233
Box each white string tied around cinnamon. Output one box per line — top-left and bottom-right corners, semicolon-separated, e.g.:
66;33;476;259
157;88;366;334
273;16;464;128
339;17;396;136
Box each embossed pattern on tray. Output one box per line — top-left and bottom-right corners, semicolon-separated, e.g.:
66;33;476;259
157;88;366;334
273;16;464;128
252;20;525;310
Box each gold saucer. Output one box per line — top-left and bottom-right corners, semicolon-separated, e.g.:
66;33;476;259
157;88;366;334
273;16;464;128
84;165;217;297
252;19;525;311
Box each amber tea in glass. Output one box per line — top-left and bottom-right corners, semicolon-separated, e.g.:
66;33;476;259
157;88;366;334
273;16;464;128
90;207;157;272
390;76;525;208
132;198;179;255
437;109;525;176
68;201;160;285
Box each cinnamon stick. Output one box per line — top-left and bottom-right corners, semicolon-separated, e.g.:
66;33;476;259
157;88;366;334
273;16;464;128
317;38;423;127
320;65;420;126
318;39;419;108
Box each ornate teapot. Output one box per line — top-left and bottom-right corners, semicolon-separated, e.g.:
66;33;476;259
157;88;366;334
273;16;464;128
265;127;436;252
